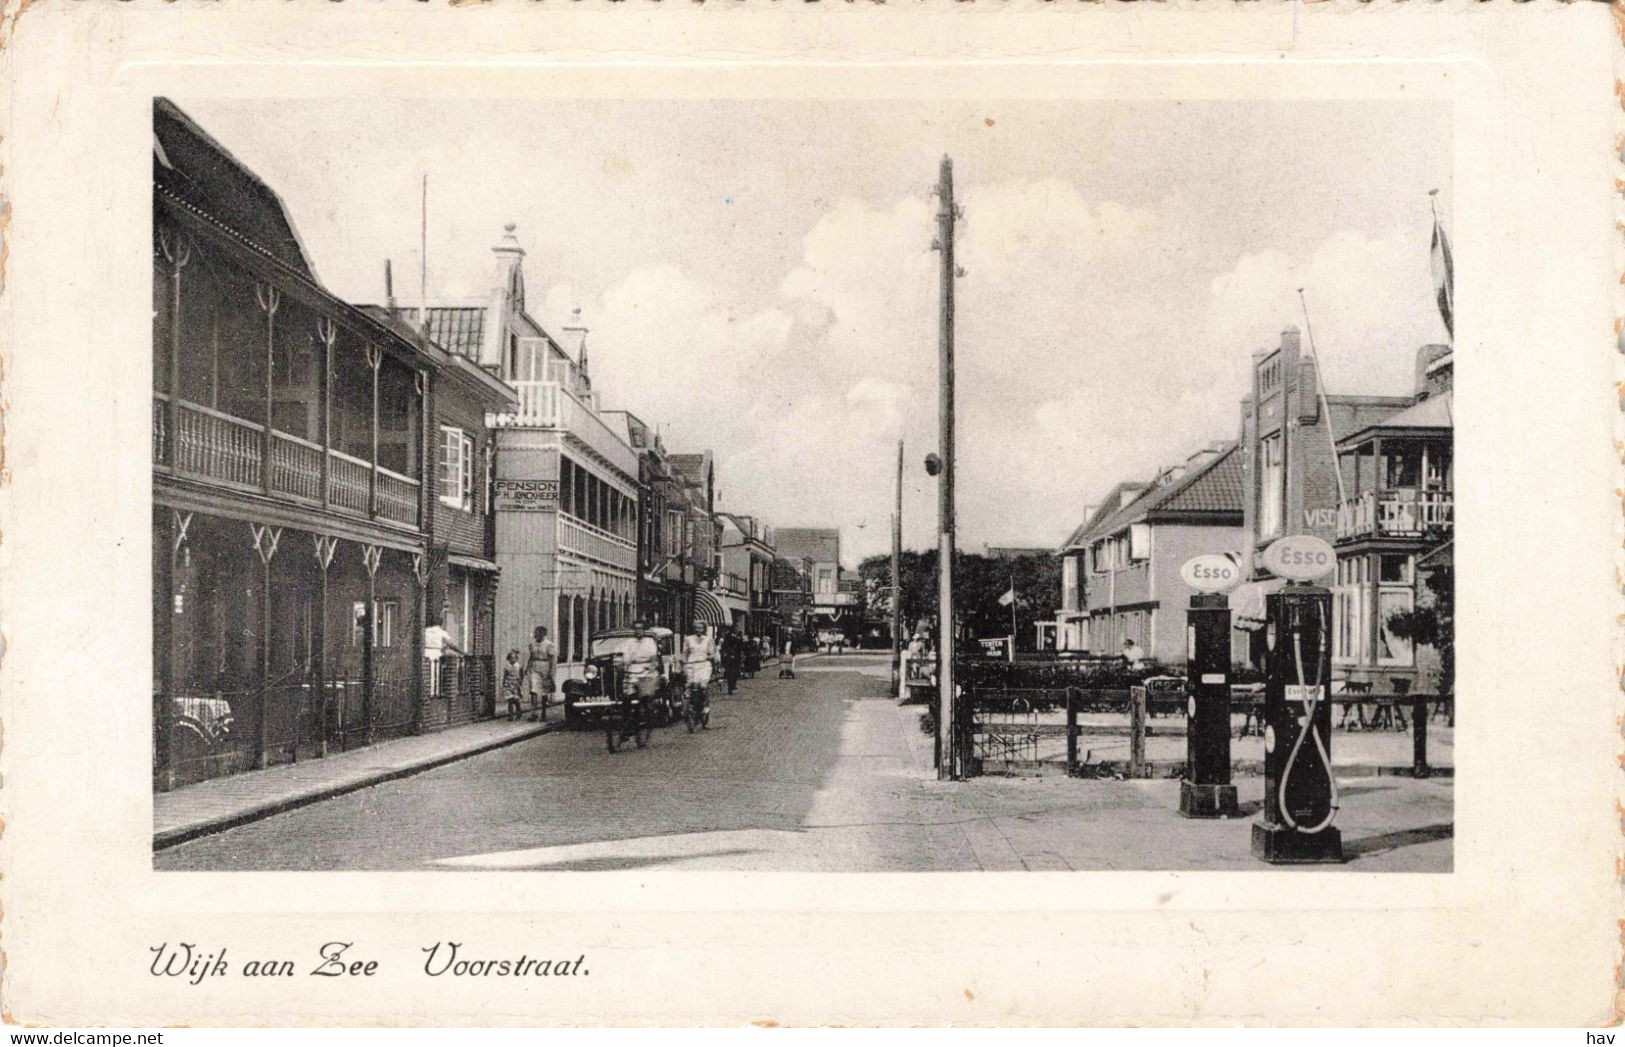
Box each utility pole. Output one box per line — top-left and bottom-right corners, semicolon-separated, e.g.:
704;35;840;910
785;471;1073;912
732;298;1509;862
933;155;961;781
892;438;903;687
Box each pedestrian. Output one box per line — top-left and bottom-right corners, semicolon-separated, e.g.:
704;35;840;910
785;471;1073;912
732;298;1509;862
1121;637;1147;670
526;626;556;722
500;649;525;721
779;637;797;679
423;611;463;700
720;629;743;695
683;627;714;695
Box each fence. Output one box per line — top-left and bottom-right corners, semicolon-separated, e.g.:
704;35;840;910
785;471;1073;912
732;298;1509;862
957;676;1451;779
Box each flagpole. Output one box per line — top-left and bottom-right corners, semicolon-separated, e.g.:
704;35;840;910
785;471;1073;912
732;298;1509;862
1009;565;1017;662
1430;188;1454;345
1297;288;1349;508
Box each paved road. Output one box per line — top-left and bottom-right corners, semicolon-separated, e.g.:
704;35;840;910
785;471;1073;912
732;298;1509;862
156;653;1453;872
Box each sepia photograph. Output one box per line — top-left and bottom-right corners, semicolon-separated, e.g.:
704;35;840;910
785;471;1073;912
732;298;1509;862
3;0;1618;1026
149;95;1455;874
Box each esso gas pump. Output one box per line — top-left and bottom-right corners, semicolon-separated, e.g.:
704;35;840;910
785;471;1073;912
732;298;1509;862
1178;555;1241;819
1252;567;1344;863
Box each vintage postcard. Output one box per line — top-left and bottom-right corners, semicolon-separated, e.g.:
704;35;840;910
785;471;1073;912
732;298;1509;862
0;0;1617;1027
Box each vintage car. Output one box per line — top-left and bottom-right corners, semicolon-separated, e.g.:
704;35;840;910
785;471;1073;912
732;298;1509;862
562;627;681;728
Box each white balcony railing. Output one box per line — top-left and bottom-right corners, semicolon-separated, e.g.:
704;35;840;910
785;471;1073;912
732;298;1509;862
1336;490;1453;540
559;513;636;569
488;380;637;476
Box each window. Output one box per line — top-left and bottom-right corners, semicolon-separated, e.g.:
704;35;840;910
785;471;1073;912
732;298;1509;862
438;426;473;511
1128;523;1151;562
1379;554;1412;584
817;567;836;595
1259;433;1284;538
1377;587;1414;667
350;600;398;648
1385;449;1422;490
1062;556;1081;612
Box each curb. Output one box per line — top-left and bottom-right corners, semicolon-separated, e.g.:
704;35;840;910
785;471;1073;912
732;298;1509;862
153;720;560;852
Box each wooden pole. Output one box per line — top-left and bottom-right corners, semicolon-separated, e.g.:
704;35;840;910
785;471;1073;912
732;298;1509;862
891;438;902;682
935;155;959;781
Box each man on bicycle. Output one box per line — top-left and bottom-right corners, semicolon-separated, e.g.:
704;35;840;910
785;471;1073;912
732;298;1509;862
682;627;715;714
624;622;662;704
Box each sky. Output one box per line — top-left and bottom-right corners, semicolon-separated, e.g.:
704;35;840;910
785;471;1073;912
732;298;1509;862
176;97;1452;568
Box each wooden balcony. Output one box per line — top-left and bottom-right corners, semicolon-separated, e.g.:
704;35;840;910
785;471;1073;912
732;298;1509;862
154;393;421;530
487;380;637;476
559;512;636;570
1336;490;1453;541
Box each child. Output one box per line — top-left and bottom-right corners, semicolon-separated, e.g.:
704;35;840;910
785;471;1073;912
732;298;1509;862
501;649;525;722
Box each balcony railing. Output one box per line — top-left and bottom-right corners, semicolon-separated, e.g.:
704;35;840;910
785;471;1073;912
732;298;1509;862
155;394;421;530
713;571;749;597
559;513;636;569
487;380;638;475
1336;490;1453;540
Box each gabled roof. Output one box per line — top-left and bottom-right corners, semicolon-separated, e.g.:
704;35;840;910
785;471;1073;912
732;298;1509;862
358;306;516;409
422;307;487;360
668;453;711;488
775;527;841;564
1339;391;1454;448
154;98;317;281
1062;444;1243;551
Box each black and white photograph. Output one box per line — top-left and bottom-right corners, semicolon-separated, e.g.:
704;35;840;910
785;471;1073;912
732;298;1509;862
5;2;1619;1026
149;95;1455;873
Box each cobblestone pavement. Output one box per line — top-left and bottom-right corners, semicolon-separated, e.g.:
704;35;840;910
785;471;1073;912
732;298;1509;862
156;653;1452;872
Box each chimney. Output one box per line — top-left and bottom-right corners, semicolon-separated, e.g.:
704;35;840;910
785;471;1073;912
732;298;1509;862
1280;324;1302;356
492;222;526;311
1185;446;1219;471
1414;343;1452;398
384;259;397;315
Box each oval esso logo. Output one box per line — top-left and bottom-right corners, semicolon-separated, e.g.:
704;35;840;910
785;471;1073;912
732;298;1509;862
1180;554;1241;593
1260;534;1336;582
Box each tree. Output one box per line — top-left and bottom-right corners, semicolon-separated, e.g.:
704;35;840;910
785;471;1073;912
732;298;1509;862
857;549;1061;650
1384;563;1454;694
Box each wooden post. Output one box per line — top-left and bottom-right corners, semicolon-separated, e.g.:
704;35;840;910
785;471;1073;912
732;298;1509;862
366;344;382;519
1129;684;1147;778
934;155;961;781
249;523;282;768
312;535;336;758
1412;696;1430;778
412;551;430;735
317;318;335;509
361;544;382;745
157;509;192;791
1065;685;1079;776
255;283;280;496
159;231;189;472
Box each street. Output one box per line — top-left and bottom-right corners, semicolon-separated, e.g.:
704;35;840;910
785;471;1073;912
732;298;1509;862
156;653;1452;873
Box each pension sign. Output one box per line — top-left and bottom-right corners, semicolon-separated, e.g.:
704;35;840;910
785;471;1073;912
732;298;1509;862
1260;534;1336;582
1179;553;1242;593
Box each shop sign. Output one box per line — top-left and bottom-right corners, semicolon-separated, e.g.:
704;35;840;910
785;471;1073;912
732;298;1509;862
1261;534;1336;581
493;479;559;512
1180;553;1242;593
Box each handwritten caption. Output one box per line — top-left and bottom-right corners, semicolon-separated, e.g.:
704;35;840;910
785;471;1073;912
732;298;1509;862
149;942;590;983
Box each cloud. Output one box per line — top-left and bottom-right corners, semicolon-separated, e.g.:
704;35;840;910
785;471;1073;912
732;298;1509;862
1204;229;1448;397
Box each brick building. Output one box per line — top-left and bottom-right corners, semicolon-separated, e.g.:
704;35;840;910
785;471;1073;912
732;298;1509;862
1057;443;1248;666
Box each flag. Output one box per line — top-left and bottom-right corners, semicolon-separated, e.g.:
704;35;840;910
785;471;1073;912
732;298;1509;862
1431;208;1454;340
997;588;1016;607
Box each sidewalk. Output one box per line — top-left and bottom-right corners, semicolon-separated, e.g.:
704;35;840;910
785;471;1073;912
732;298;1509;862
153;713;559;850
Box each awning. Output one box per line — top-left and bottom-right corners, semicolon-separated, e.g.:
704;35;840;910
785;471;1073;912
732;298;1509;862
1232;578;1287;631
447;553;499;574
693;587;729;628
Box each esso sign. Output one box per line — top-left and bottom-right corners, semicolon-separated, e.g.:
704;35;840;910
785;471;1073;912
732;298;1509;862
1260;534;1336;581
1180;554;1241;593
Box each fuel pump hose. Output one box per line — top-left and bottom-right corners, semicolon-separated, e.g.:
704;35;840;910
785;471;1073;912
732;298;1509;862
1279;629;1340;835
